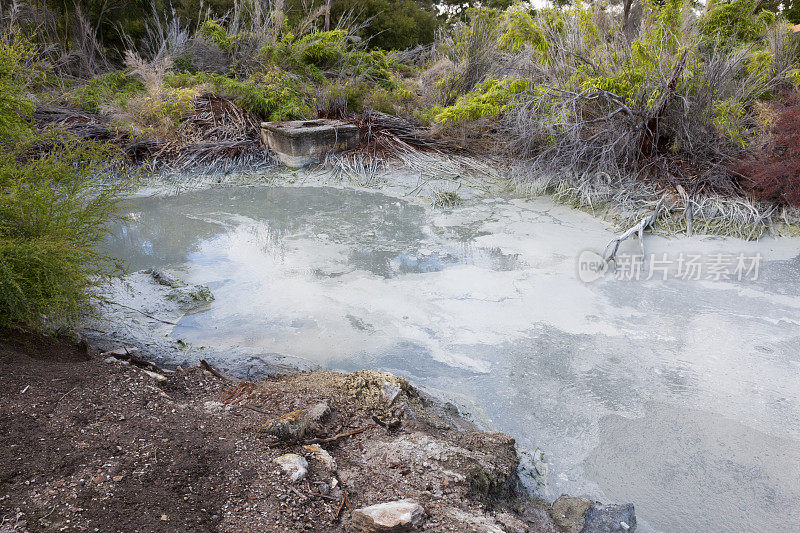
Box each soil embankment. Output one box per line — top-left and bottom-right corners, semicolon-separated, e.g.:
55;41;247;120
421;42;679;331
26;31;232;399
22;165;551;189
0;335;634;532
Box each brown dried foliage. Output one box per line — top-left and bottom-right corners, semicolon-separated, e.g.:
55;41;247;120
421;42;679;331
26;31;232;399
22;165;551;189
737;89;800;207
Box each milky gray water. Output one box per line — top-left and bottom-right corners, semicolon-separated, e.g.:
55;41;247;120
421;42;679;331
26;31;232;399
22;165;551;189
104;184;800;532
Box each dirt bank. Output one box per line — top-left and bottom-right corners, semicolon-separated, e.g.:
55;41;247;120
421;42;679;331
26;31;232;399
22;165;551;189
0;334;634;532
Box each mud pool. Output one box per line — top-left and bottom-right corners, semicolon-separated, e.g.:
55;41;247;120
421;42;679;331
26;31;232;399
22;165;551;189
100;184;800;532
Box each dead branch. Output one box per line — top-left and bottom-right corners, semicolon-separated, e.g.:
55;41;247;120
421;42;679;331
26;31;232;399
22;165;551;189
603;199;665;262
303;423;376;445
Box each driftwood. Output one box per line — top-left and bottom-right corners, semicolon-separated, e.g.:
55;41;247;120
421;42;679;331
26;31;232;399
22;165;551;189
102;347;164;373
603;200;665;262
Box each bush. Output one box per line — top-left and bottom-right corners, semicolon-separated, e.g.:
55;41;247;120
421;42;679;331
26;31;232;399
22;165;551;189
0;35;124;332
701;0;775;47
198;20;235;51
432;75;530;125
0;32;37;141
165;69;313;120
66;71;145;113
738;90;800;206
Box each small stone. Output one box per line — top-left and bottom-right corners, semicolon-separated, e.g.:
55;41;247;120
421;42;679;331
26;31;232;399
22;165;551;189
203;401;224;412
273;454;308;482
142;370;167;381
495;512;527;533
302;444;336;470
351;499;425;532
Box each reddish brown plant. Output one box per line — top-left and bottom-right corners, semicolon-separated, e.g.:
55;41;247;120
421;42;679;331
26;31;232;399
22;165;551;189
737;89;800;207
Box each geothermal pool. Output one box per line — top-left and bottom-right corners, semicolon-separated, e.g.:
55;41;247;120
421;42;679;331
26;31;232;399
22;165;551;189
102;184;800;532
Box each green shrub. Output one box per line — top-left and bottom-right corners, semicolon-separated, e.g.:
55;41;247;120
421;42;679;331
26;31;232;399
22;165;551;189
66;71;145;113
432;75;530;125
0;137;124;331
198;20;235;51
0;33;37;141
165;69;313;120
297;30;347;69
701;0;774;47
0;36;124;331
498;3;549;59
710;98;748;146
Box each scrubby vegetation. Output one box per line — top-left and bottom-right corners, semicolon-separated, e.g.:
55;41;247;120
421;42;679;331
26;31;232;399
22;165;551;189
3;0;800;329
0;31;124;332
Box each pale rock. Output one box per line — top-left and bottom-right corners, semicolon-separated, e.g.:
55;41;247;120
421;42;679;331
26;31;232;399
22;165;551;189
273;453;308;482
582;502;636;533
351;499;425;532
444;507;505;533
307;402;331;423
380;382;402;405
203;401;224;412
302;444;336;470
142;369;167;381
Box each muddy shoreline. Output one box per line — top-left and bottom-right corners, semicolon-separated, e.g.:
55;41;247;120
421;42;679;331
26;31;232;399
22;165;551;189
0;332;635;532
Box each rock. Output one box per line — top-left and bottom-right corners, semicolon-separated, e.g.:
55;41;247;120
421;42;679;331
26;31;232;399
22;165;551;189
260;403;330;442
381;382;402;405
165;285;214;310
203;401;225;412
444;507;505;532
551;496;592;533
582;503;636;533
459;432;519;500
273;453;308;482
307;402;331;423
142;369;167;381
302;444;336;470
351;499;425;532
147;268;182;288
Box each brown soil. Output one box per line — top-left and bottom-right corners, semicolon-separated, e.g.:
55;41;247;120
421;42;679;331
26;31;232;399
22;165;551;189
0;334;562;532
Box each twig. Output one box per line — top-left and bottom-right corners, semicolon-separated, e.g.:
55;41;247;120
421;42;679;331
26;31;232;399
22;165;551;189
287;485;308;501
200;359;224;379
310;492;339;501
239;404;270;416
333;489;349;521
303;423;376;445
53;386;78;409
102;300;179;325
